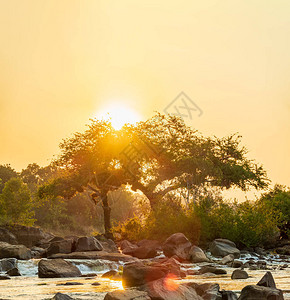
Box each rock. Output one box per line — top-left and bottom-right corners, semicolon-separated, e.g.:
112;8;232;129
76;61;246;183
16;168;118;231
257;271;276;289
6;267;21;276
99;239;119;253
31;246;46;258
0;228;18;244
276;245;290;255
122;261;167;288
238;285;284;300
231;269;248;279
220;290;238;300
75;237;103;252
0;242;31;260
162;233;192;261
130;246;158;259
56;282;83;286
188;246;209;263
0;275;10;280
38;259;81;278
152;257;184;278
188;282;221;300
137;239;161;250
92;282;101;286
104;289;150;300
7;225;51;248
47;240;73;258
0;258;17;271
119;240;137;251
141;278;203;300
50;251;138;262
102;270;119;279
198;266;227;275
51;293;73;300
209;239;240;258
231;260;243;268
221;254;235;265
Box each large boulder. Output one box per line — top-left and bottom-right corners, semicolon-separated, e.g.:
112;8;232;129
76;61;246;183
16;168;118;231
51;293;73;300
140;278;203;300
6;225;51;248
188;282;221;300
99;239;119;253
47;240;73;258
152;257;184;278
198;265;227;275
38;259;81;278
130;246;158;259
231;269;248;279
238;285;284;300
122;261;168;288
104;289;150;300
75;237;103;252
257;272;276;289
6;267;21;276
0;258;17;271
0;242;31;260
162;233;192;261
209;239;240;258
188;246;209;263
0;228;18;244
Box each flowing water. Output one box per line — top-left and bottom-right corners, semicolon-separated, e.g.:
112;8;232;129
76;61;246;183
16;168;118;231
0;254;289;299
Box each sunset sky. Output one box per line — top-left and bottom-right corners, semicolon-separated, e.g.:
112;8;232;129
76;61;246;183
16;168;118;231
0;1;289;190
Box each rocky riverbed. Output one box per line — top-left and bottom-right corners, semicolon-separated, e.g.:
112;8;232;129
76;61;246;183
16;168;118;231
0;226;289;299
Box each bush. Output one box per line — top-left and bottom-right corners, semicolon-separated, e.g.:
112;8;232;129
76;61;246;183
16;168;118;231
194;197;279;248
0;178;35;226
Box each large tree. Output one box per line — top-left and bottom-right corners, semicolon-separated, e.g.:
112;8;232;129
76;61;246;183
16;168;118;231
122;113;269;208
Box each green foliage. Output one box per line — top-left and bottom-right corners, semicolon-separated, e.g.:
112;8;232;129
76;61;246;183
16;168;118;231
260;185;290;238
0;178;35;226
114;196;201;243
0;164;18;193
194;197;279;248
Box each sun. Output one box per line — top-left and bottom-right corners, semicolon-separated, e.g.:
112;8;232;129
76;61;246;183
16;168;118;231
95;102;141;130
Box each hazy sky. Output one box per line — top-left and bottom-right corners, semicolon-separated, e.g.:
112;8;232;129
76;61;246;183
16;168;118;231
0;1;289;190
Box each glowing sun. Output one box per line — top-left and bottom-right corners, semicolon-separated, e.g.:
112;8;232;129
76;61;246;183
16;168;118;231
95;103;141;130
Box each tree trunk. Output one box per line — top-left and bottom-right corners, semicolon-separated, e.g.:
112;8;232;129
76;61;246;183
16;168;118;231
101;193;113;239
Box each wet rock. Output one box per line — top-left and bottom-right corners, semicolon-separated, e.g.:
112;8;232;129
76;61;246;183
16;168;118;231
198;266;227;275
0;228;18;244
188;282;221;300
0;242;31;260
102;270;119;279
0;258;17;271
231;260;243;268
81;273;98;277
51;293;73;300
56;282;83;286
47;240;73;258
6;267;21;276
75;236;103;252
231;269;248;279
209;239;240;258
92;282;101;286
257;271;276;288
50;251;138;262
188;246;209;263
162;233;192;261
0;275;10;280
276;245;290;255
122;261;167;287
220;290;238;300
220;254;235;265
141;279;203;300
104;289;150;300
238;285;284;300
38;258;81;278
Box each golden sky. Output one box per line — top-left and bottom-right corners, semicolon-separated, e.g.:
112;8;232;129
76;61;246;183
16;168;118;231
0;0;289;189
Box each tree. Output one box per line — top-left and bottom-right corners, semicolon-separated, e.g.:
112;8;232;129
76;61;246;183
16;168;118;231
124;113;269;209
0;178;35;226
0;164;18;193
38;120;128;238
